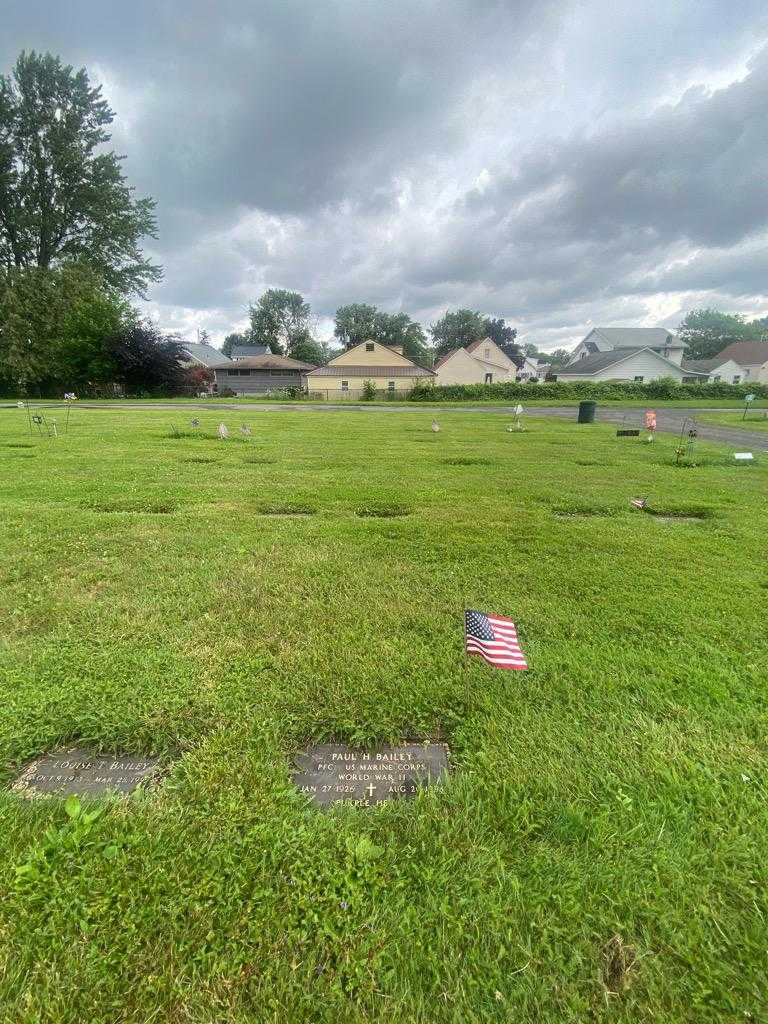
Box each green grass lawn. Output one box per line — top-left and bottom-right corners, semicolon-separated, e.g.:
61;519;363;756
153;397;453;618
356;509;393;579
0;407;766;1024
3;396;757;409
697;410;768;432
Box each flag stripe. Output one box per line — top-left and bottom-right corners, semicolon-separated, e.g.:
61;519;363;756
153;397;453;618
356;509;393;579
465;609;528;670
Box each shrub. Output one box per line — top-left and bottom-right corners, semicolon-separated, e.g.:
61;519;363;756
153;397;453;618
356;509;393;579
406;379;768;403
361;379;377;401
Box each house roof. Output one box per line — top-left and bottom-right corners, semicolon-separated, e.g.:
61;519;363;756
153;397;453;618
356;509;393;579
307;364;435;377
558;347;706;377
592;327;678;349
211;354;316;370
714;341;768;365
231;344;269;359
681;357;731;373
181;343;233;367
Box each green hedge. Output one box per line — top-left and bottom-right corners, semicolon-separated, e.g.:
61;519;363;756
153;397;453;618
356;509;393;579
407;377;768;402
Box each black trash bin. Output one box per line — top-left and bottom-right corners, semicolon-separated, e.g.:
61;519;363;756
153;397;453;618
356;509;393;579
577;400;597;424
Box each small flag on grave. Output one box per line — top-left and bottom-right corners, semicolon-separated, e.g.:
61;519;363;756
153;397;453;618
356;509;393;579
218;423;229;439
465;610;528;670
630;497;648;509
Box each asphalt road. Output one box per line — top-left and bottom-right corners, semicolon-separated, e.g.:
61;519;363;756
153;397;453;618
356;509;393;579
3;400;767;450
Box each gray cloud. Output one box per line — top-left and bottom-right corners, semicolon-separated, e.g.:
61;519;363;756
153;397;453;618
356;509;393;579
3;0;768;349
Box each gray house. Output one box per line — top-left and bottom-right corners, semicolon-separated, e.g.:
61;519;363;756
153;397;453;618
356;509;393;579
231;344;270;360
179;342;233;368
212;354;316;394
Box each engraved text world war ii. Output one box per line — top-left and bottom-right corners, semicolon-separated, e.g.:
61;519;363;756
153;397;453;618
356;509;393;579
292;742;449;808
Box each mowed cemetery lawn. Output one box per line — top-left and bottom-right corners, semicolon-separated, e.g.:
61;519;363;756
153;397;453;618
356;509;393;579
697;411;768;432
0;407;766;1024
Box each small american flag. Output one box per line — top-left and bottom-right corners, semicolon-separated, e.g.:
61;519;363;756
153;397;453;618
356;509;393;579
630;497;648;510
465;610;528;670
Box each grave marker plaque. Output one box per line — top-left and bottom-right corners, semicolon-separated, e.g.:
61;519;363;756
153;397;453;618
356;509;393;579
292;742;449;808
11;747;160;799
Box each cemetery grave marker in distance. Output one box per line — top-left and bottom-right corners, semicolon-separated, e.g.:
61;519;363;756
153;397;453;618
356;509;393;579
11;747;161;799
292;742;449;808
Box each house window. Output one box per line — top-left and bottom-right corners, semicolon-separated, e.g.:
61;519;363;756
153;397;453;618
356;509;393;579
484;372;493;384
484;348;490;360
388;381;395;391
228;369;250;376
634;376;644;382
733;375;741;384
366;343;374;352
341;380;349;391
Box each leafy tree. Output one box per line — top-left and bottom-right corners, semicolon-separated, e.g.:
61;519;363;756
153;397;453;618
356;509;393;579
374;311;430;364
334;304;379;349
523;342;539;357
0;51;161;294
107;320;188;393
677;308;763;359
334;304;430;364
429;309;487;359
0;262;128;392
185;365;214;391
221;331;247;358
288;329;325;365
248;288;311;355
547;348;572;367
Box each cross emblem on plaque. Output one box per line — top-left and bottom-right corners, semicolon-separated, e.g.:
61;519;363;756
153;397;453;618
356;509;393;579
365;783;376;798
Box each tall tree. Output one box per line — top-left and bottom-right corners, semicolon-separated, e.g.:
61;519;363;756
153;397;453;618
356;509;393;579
248;288;311;355
374;311;431;365
107;320;188;392
429;309;487;359
334;303;379;349
0;262;128;392
221;331;247;358
333;304;431;364
289;329;326;365
0;51;161;294
677;308;763;359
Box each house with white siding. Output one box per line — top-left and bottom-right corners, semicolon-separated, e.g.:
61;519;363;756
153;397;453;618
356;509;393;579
710;342;768;383
681;356;745;384
556;327;706;383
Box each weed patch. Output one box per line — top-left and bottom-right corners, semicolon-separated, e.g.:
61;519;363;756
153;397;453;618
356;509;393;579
440;457;493;466
553;504;617;518
356;503;411;518
256;502;316;516
85;500;177;514
645;505;714;523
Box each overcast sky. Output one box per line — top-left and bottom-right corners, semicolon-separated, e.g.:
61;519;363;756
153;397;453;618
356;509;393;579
4;1;768;351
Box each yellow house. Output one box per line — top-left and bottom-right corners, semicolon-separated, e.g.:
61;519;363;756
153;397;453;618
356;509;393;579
306;340;435;396
433;337;520;385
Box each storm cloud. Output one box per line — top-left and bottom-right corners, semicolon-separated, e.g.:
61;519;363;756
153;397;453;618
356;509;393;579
3;0;768;350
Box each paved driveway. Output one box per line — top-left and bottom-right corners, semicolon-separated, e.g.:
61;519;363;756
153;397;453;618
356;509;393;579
3;400;767;450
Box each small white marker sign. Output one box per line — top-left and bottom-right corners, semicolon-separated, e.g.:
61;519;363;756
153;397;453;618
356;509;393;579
734;452;754;460
745;394;756;403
